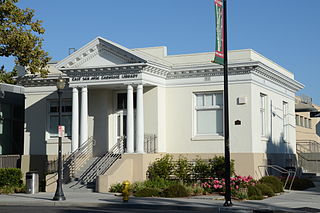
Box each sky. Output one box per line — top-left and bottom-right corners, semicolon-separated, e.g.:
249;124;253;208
2;0;320;104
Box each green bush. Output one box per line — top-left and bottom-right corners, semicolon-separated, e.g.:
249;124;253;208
193;158;211;180
162;184;190;198
143;177;176;189
147;154;175;180
109;183;124;193
174;156;192;183
134;187;162;197
255;183;274;197
286;178;315;190
259;176;283;193
234;188;248;200
0;168;22;188
209;156;235;178
247;185;263;200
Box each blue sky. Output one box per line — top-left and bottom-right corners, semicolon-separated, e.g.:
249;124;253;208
3;0;320;104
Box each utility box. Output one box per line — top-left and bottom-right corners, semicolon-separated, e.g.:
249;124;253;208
26;171;39;194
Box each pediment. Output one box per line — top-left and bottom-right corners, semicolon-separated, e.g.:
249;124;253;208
56;37;147;69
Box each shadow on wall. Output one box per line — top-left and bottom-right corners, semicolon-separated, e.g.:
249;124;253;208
25;91;59;184
316;121;320;137
265;134;297;177
88;89;111;157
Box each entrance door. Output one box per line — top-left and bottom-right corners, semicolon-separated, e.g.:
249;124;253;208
116;111;127;151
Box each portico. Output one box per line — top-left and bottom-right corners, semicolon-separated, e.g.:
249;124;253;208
70;83;145;154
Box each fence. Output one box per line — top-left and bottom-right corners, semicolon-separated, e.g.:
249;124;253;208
0;155;20;168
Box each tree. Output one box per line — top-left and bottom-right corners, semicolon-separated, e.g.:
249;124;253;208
0;0;51;80
0;65;16;84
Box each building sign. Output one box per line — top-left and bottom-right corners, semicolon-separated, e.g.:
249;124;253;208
71;74;139;82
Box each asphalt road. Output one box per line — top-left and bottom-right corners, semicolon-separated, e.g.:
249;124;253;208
0;206;240;213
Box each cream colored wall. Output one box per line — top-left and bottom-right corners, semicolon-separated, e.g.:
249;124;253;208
296;104;320;143
24;87;72;155
251;82;296;155
88;89;113;156
144;86;158;135
165;82;253;154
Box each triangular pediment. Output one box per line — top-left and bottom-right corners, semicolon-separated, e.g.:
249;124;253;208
56;37;148;69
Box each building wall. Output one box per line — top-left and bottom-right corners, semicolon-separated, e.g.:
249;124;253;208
88;88;113;156
164;81;254;154
296;104;320;143
250;81;296;156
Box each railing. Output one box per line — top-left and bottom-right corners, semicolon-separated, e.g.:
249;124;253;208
74;136;125;185
258;165;296;190
296;140;320;173
296;140;320;153
0;155;20;168
144;134;157;153
45;136;96;182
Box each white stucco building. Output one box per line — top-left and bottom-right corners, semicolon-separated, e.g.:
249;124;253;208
20;37;303;191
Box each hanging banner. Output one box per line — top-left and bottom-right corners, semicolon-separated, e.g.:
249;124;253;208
213;0;224;65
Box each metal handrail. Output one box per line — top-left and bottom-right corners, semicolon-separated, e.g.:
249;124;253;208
45;136;96;181
74;136;125;185
258;164;296;190
296;140;320;153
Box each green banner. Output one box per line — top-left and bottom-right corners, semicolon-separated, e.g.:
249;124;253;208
213;0;224;65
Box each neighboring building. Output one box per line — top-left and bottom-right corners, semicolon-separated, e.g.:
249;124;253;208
20;37;303;191
295;95;320;173
0;83;25;168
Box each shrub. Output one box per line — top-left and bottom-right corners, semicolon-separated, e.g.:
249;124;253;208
193;158;211;180
189;184;205;196
208;156;235;179
109;183;124;193
134;187;162;197
162;184;190;198
143;177;176;189
247;185;263;200
259;176;283;193
285;178;315;190
174;156;192;183
0;168;22;188
147;154;175;180
255;183;274;197
234;188;248;200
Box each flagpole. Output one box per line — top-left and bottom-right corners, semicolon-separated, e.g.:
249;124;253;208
222;0;232;207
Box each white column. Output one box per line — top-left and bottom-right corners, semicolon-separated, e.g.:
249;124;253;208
126;85;134;153
80;86;88;145
136;84;144;153
72;87;79;152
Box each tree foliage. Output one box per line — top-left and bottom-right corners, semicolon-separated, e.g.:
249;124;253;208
0;0;50;78
0;65;16;84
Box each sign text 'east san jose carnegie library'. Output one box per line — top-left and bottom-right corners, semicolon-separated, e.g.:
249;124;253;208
71;73;139;82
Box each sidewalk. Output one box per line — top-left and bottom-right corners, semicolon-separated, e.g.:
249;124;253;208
0;183;320;212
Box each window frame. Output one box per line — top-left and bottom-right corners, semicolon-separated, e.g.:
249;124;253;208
260;93;268;138
282;101;289;142
46;99;72;139
192;91;224;140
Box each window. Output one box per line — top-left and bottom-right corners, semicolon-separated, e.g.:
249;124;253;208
48;100;72;138
295;115;299;126
194;92;223;136
283;102;288;141
260;94;267;137
299;116;304;126
117;93;136;110
307;119;311;128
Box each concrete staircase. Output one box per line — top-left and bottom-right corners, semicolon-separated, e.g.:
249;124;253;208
62;137;125;192
297;140;320;174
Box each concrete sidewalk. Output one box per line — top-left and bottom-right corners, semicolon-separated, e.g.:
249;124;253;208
0;183;320;212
